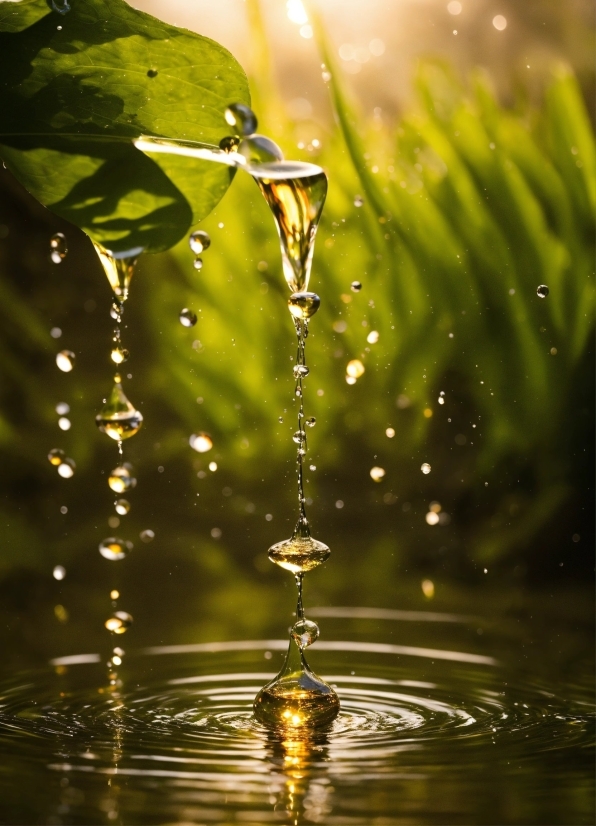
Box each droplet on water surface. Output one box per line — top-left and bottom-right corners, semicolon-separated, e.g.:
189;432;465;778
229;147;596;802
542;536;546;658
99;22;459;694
189;230;211;255
224;102;258;136
193;257;203;271
537;285;549;298
179;308;197;327
48;448;65;467
105;611;133;634
96;379;143;441
114;499;130;516
421;462;431;475
238;135;284;164
351;281;362;292
288;292;321;319
49;232;67;262
57;458;75;478
268;534;330;573
99;537;132;561
108;464;137;493
291;618;320;650
346;359;365;379
189;432;213;453
370;466;386;482
293;364;310;378
56;350;75;372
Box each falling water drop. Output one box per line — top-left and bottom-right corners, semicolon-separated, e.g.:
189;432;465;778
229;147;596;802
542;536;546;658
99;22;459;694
305;417;316;427
293;364;310;379
56;350;75;372
99;537;132;561
140;529;155;543
179;308;198;327
268;535;330;574
48;448;65;466
55;402;70;415
346;359;365;379
189;230;211;255
537;285;549;298
351;281;362;292
108;464;137;493
224;102;258;136
110;347;129;364
193;257;203;271
114;499;130;516
370;466;386;482
96;379;143;441
293;430;306;444
367;330;380;344
105;611;133;634
291;618;320;650
189;432;213;453
49;232;67;262
288;292;320;319
57;458;75;478
421;462;431;475
53;565;66;580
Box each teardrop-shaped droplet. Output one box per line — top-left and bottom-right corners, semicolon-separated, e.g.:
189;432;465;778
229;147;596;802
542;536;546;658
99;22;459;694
110;346;129;364
224;102;257;136
93;242;143;302
288;292;321;319
180;308;198;327
115;498;130;515
96;381;143;441
189;432;213;453
291;618;320;650
238;135;284;165
108;464;137;493
56;350;75;372
189;230;211;255
57;458;75;478
48;448;65;466
99;537;132;561
105;611;133;634
536;284;549;298
50;232;68;262
293;364;309;378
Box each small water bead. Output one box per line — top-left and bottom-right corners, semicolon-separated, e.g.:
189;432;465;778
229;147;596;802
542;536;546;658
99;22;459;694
537;285;549;298
421;462;431;474
114;499;130;516
370;466;386;482
189;230;211;255
147;68;158;78
108;464;137;493
110;590;120;600
96;380;143;441
386;427;395;438
55;402;69;415
219;135;240;153
293;364;309;379
238;135;284;164
346;359;365;379
192;257;203;271
52;565;66;580
179;308;197;327
105;611;133;634
140;529;155;543
56;350;75;372
57;417;70;431
438;391;445;405
189;432;213;453
224;102;258;136
99;537;132;561
110;346;129;364
288;291;320;319
49;232;67;262
351;281;362;292
305;417;316;427
367;330;380;344
56;458;75;478
291;618;320;650
293;430;306;444
48;448;65;466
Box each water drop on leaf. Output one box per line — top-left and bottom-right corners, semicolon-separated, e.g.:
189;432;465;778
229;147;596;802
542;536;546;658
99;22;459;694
224;102;257;136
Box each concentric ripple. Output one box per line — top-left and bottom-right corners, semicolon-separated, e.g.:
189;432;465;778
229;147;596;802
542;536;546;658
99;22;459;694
0;615;593;825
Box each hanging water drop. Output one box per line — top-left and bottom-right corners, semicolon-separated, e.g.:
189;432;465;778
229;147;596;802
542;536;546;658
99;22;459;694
537;285;549;298
114;499;130;515
99;537;132;561
57;458;75;478
110;346;129;364
189;432;213;453
93;243;142;302
105;611;133;634
224;102;258;136
56;350;75;372
49;232;67;262
288;292;320;319
293;364;309;378
96;379;143;441
193;257;203;271
48;448;65;467
421;462;431;475
291;618;320;650
179;308;198;327
351;281;362;292
367;330;380;344
108;464;137;493
189;230;211;255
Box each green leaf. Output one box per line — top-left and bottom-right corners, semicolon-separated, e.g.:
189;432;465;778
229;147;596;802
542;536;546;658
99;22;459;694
0;0;50;33
0;0;250;252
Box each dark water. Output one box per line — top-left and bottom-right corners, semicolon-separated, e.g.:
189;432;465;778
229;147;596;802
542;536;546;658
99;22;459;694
0;605;593;825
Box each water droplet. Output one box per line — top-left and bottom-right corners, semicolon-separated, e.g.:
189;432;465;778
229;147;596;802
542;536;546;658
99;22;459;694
110;346;129;364
291;618;320;650
58;417;71;431
55;402;70;415
179;308;198;327
346;359;365;378
351;281;362;292
105;611;133;634
147;68;158;78
96;379;143;441
293;364;310;378
93;243;142;302
53;565;66;580
345;375;357;385
140;529;155;543
51;0;70;13
55;458;74;478
50;327;62;339
293;430;306;444
425;511;440;525
192;257;204;272
370;466;385;482
219;135;240;153
189;230;211;255
288;292;321;319
354;195;364;207
48;448;65;466
438;396;445;405
114;499;130;516
385;427;395;438
305;417;316;428
108;464;137;493
238;135;284;164
224;102;258;136
99;537;132;561
309;464;316;471
322;69;332;82
421;462;431;474
421;579;435;599
537;284;549;298
56;350;75;372
189;432;213;453
208;461;218;471
50;232;67;262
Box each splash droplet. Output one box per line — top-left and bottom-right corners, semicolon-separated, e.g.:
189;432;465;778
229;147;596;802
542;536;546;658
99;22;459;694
108;464;137;493
421;462;431;475
268;535;330;573
354;195;364;207
140;529;155;543
48;448;65;466
96;379;143;441
351;281;362;292
193;257;204;271
537;285;549;298
367;330;379;344
180;308;198;327
114;499;130;516
291;618;320;650
99;537;132;561
56;350;75;372
50;232;67;262
110;347;129;364
370;466;385;482
105;611;133;634
189;230;211;255
57;458;75;478
224;102;258;136
346;359;365;379
293;364;309;378
189;432;213;453
305;416;316;427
